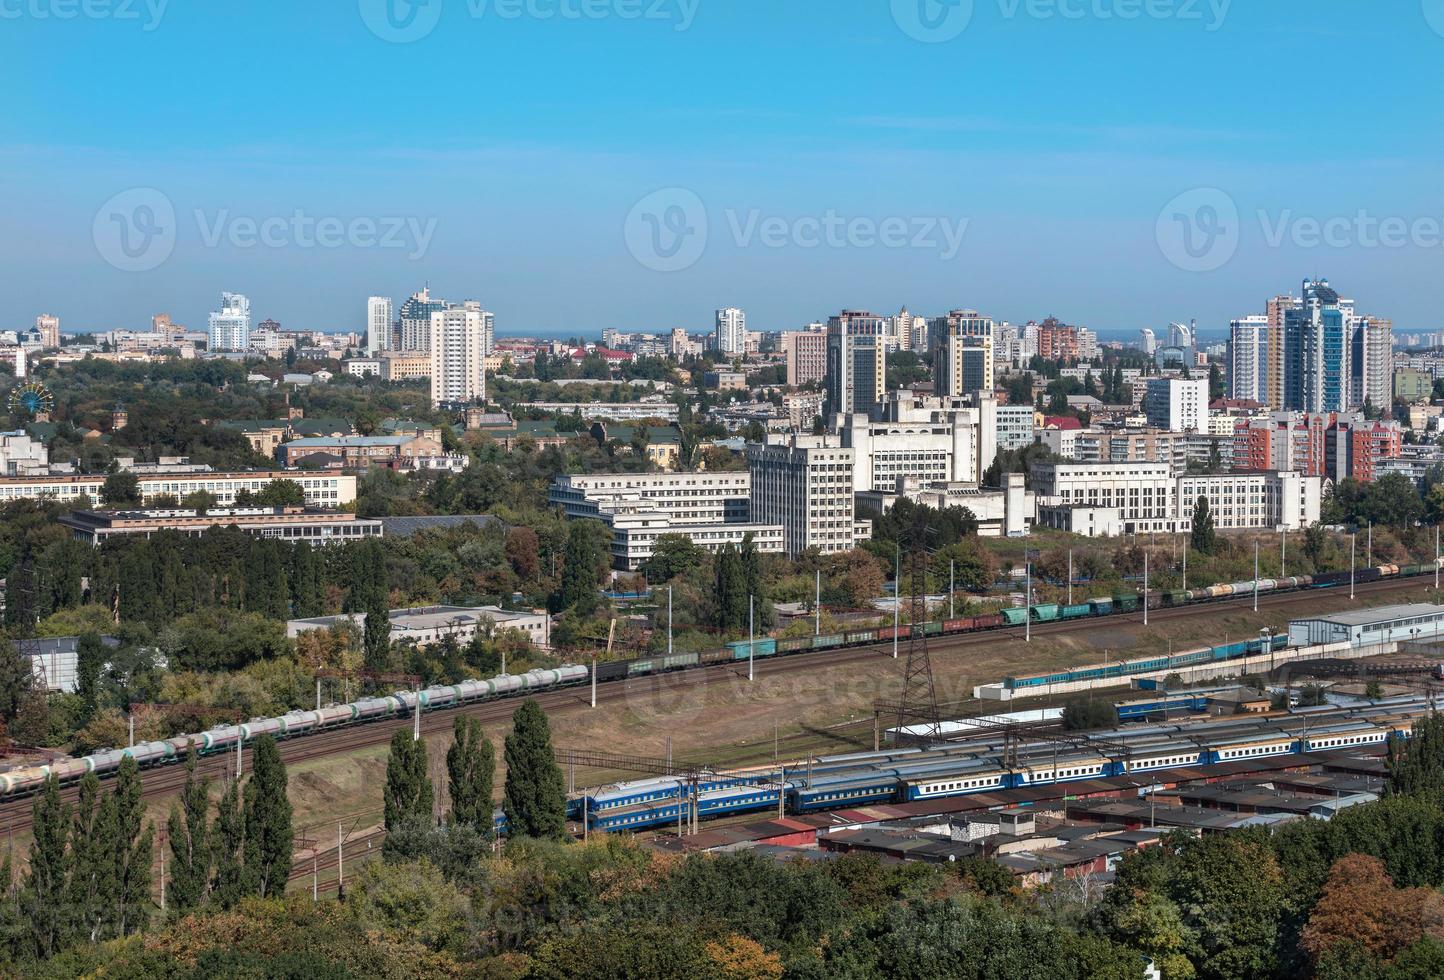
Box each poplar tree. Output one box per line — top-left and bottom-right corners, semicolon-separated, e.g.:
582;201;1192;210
112;756;153;937
1191;495;1217;555
242;735;292;898
502;699;567;840
212;778;244;908
68;773;115;942
383;730;434;832
23;776;71;959
75;633;106;725
167;744;212;912
447;716;495;831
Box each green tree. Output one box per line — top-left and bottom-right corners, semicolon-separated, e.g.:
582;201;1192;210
167;743;212;912
180;489;219;514
1389;714;1444;802
557;520;609;614
714;543;748;633
1062;697;1116;731
502;699;567;839
23;776;72;958
242;735;292;898
1191;495;1217;555
68;772;115;942
212;777;244;908
639;534;704;584
111;755;153;937
100;471;142;507
383;730;434;832
75;632;106;724
446;716;495;831
255;479;306;508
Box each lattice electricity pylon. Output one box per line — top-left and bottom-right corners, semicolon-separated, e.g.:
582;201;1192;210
889;514;942;745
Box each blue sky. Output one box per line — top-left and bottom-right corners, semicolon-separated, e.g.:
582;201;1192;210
3;0;1443;339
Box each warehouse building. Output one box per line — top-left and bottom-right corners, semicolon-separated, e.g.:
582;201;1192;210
1287;603;1444;647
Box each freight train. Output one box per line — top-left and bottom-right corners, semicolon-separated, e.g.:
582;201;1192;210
0;666;590;797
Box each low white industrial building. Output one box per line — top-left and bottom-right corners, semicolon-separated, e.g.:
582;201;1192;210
288;604;551;650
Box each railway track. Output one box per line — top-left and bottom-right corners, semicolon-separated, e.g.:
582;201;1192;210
0;572;1432;839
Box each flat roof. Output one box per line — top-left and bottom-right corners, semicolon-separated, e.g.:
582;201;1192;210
1291;603;1444;627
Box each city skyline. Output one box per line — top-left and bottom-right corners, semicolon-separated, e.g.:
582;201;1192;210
5;2;1444;334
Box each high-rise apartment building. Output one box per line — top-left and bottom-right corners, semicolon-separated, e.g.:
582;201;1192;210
367;296;394;354
34;315;60;350
207;293;251;352
1265;294;1296;410
781;327;827;386
1353;315;1393;410
746;434;861;556
398;286;448;352
1227;315;1269;403
824;311;887;420
1036;318;1079;360
715;308;746;355
461;300;495;355
1284;278;1351;413
929;309;994;397
428;307;489;407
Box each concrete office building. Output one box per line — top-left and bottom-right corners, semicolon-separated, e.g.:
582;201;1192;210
550;471;752;525
838;391;998;495
0;471;356;508
746;434;868;555
1034;461;1321;537
995;404;1037;452
59;507;383;546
